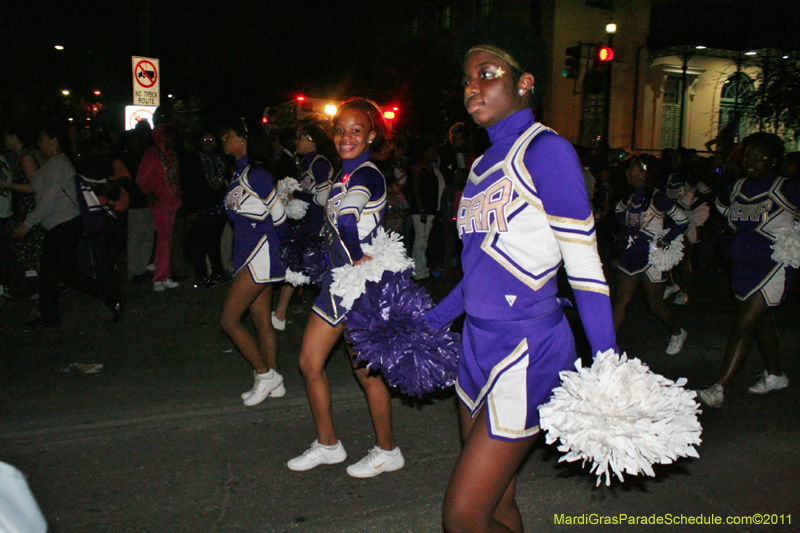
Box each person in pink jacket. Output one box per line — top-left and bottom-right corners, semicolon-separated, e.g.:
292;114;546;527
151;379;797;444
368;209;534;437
136;124;182;291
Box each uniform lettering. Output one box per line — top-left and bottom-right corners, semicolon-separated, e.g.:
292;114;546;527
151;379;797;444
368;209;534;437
730;200;772;222
483;178;513;232
457;177;513;235
226;185;245;212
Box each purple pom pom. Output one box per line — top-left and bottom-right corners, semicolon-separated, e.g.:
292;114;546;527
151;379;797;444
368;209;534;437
279;227;329;286
345;269;460;397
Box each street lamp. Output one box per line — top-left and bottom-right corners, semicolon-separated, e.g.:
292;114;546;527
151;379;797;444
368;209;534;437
61;89;70;96
605;23;616;35
54;45;64;50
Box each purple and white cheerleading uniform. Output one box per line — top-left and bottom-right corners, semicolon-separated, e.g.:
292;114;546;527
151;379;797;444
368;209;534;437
225;156;287;283
312;152;386;326
717;173;799;306
615;187;688;283
295;151;333;233
426;109;616;441
665;174;712;243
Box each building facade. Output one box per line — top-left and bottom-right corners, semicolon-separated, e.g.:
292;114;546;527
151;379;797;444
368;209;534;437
374;0;799;153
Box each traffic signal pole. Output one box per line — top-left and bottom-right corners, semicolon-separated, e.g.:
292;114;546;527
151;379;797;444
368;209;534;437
603;33;613;144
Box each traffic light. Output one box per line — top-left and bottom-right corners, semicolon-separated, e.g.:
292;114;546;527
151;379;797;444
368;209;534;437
563;45;581;79
597;46;614;62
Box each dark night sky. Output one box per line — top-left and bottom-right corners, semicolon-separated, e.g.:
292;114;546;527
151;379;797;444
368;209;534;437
2;0;375;122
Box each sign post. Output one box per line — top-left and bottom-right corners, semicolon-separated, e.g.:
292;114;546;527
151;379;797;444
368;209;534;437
132;56;160;107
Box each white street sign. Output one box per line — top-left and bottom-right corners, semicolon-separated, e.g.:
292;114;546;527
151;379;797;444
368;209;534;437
125;105;158;130
132;56;160;107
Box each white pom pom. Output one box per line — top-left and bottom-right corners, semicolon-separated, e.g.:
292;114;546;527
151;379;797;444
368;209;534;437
771;221;800;269
539;350;702;487
330;228;414;311
285;199;309;220
688;203;709;227
648;231;684;272
285;268;310;287
276;178;302;205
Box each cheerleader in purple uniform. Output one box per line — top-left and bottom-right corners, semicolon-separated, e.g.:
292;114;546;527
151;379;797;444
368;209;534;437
698;133;799;408
662;151;714;305
220;117;288;407
425;21;617;532
287;99;405;478
272;116;337;330
612;154;690;355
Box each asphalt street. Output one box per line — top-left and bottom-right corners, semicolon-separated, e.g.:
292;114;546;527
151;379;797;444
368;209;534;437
1;270;798;532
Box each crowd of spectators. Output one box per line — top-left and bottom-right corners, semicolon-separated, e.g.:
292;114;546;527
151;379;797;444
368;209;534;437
0;106;796;331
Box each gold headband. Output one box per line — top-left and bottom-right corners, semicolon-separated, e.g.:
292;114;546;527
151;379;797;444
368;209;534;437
467;45;521;72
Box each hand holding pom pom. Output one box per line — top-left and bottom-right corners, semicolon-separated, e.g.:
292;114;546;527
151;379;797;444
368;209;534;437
345;270;460;397
278;227;329;286
688;203;710;228
285;199;309;220
649;230;684;272
330;228;414;311
276;178;302;206
539;350;702;487
771;220;800;269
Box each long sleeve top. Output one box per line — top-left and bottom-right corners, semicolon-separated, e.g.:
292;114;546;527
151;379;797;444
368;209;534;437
427;109;617;356
23;153;80;231
325;151;386;264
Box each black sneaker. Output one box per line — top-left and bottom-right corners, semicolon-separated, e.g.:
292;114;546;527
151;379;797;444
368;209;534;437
193;278;217;289
211;272;232;284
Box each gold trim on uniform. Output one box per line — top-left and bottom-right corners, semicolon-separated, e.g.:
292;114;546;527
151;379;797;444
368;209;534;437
554;234;597;246
456;338;529;414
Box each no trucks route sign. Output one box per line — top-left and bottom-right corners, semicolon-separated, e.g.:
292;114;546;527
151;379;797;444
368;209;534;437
132;56;160;107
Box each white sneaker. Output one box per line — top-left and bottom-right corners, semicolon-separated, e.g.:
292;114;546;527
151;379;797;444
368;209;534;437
240;383;286;400
153;278;179;291
666;328;687;355
346;446;405;478
663;284;680;299
287;440;347;471
271;312;286;331
242;370;285;406
748;370;789;395
673;291;689;305
698;383;725;408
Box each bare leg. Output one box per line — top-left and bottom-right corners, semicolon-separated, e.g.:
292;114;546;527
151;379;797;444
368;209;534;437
718;293;771;387
672;242;693;293
274;283;294;322
297;313;345;445
350;347;395;450
220;269;271;373
442;404;535;533
754;308;782;376
642;277;682;336
612;270;639;333
249;284;278;370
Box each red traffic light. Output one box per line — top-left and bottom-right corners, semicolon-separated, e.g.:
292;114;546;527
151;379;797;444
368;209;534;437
598;46;614;62
383;111;396;120
296;95;306;101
